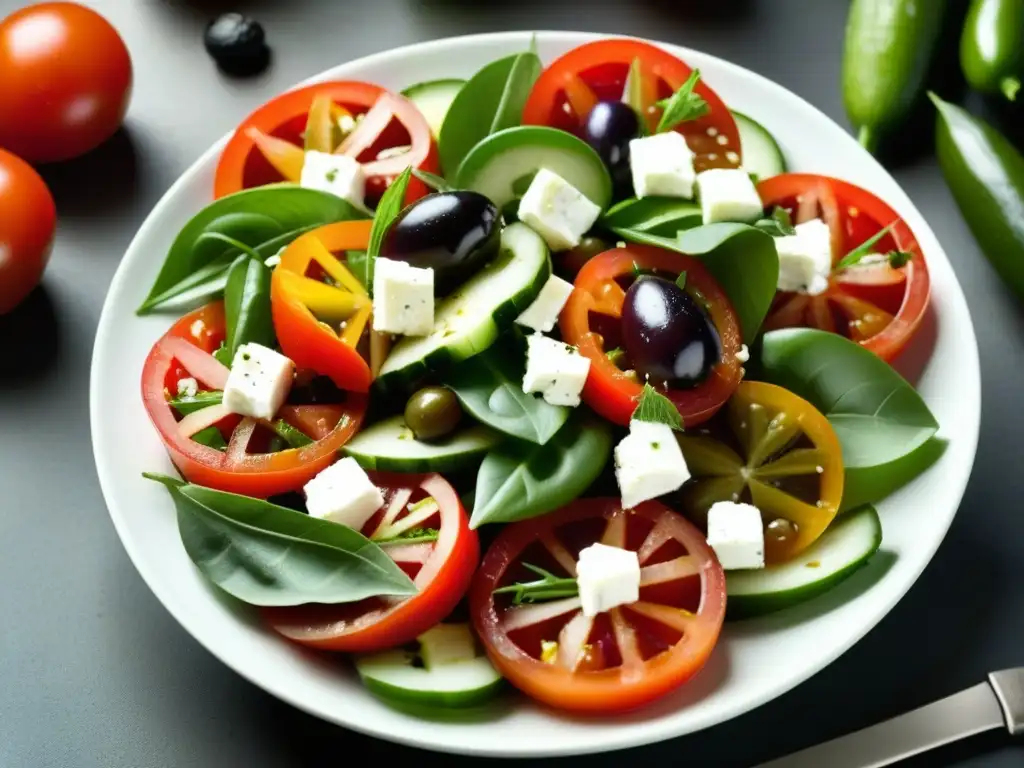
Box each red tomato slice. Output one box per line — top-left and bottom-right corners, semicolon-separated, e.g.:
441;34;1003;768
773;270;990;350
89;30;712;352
264;473;479;653
759;173;931;361
141;303;366;497
522;39;741;171
213;81;439;204
470;498;726;713
560;244;743;428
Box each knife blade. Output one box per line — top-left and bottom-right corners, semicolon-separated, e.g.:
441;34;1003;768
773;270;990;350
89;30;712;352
756;668;1024;768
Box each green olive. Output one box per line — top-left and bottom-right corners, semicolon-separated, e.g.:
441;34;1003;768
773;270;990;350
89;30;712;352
404;386;462;441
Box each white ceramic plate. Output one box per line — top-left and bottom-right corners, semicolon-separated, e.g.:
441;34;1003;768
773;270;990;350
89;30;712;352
90;31;980;758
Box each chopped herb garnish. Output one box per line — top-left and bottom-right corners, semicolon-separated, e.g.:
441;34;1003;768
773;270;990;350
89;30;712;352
675;270;688;290
632;383;684;431
376;527;440;545
753;206;796;237
325;168;338;183
606;347;626;366
492;563;579;605
887;250;912;268
835;222;897;271
655;70;710;133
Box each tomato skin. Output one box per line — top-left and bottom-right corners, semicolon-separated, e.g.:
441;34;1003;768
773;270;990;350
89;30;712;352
0;148;56;314
0;3;132;163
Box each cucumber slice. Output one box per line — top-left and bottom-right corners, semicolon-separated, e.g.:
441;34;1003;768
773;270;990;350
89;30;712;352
732;110;786;181
455;126;613;210
344;415;499;473
377;222;550;390
726;505;882;620
356;624;504;709
401;79;464;138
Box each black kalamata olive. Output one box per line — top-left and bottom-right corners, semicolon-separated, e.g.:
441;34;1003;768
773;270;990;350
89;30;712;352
204;14;269;76
622;276;721;388
581;101;642;197
380;191;500;295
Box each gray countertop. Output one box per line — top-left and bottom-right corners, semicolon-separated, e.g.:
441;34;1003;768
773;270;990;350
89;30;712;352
1;1;1021;766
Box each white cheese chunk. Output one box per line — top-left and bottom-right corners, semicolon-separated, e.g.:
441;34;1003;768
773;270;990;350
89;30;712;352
614;420;691;509
300;150;366;206
515;274;575;333
774;218;833;295
522;334;591;407
735;344;750;364
629;131;697;199
372;257;435;337
696;168;763;224
303;457;384;530
706;501;765;570
518;168;602;251
176;377;198;398
576;543;641;617
222;343;294;421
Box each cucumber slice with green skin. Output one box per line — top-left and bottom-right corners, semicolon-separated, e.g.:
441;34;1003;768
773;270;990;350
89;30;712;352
344;415;500;473
376;222;550;391
732;110;786;181
401;79;465;138
455;126;613;210
726;504;882;620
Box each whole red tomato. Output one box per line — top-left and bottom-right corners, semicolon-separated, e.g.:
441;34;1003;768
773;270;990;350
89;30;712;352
0;2;132;163
0;148;56;313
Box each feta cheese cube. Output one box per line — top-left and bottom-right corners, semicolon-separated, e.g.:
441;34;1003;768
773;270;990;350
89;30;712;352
774;218;833;295
629;132;697;199
222;343;294;421
706;501;765;570
300;150;366;206
614;420;691;509
522;334;591;407
576;543;641;617
176;377;198;398
696;168;763;224
515;274;575;333
518;168;602;251
303;457;384;530
372;257;435;336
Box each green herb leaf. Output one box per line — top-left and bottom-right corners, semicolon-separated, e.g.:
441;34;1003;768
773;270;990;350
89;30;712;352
443;335;570;445
621;58;648;135
757;328;941;508
366;167;413;293
606;346;626;366
170;390;224;416
375;527;440;546
835;223;896;271
470;412;613;528
346;250;369;289
656;70;710;133
145;474;416;606
215;253;275;366
632;383;683;430
492;563;579;604
191;426;227;451
601;197;703;237
138;185;366;314
887;250;912;268
438;50;542;176
271;419;313;448
675;270;688;290
753;207;796;237
411;168;454;193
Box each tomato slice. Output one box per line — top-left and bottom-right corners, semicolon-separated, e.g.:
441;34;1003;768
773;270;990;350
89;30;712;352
676;381;844;563
560;244;743;428
470;498;725;713
141;302;366;497
213;81;439;205
522;39;741;172
264;473;479;653
758;173;931;362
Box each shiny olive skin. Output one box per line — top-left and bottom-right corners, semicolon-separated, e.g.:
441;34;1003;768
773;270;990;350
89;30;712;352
555;235;611;281
582;101;642;196
404;386;463;441
203;14;269;76
380;191;500;295
621;276;721;388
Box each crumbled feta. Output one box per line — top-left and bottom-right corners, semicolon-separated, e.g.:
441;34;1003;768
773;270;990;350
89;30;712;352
515;274;575;333
629;132;697;199
614;420;691;509
706;501;765;570
299;150;366;206
372;257;435;336
177;377;198;398
222;343;294;421
522;334;591;407
303;457;384;530
517;168;602;251
696;168;763;224
735;344;750;364
576;543;641;617
774;218;833;295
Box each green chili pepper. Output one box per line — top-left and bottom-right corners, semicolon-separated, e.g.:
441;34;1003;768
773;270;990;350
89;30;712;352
214;254;275;366
931;93;1024;300
960;0;1023;102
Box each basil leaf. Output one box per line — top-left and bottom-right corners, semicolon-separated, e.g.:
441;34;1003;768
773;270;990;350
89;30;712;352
365;167;413;292
191;426;227;451
753;206;796;237
756;328;940;507
443;336;570;445
601;197;703;237
438;50;542;177
656;70;710;133
214;254;275;366
346;250;369;289
145;474;416;607
632;383;683;430
840;436;947;513
411;168;454;193
470;412;613;528
139;184;365;314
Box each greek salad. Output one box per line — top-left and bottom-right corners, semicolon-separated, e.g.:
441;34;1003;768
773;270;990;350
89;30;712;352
140;37;939;715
